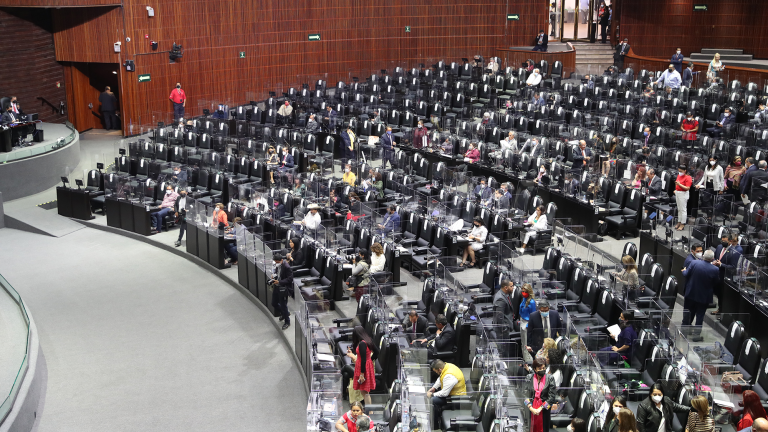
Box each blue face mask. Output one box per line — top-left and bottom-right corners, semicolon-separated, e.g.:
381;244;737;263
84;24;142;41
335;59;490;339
541;311;549;318
387;131;392;135
643;131;649;136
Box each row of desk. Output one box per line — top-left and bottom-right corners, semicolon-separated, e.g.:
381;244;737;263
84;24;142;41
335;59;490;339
56;187;94;220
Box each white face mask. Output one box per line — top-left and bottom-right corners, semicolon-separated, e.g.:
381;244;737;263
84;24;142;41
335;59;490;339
540;167;546;173
694;252;703;259
345;168;350;173
166;190;173;195
567;426;573;432
724;113;730;117
677;51;681;54
652;395;663;404
710;161;716;166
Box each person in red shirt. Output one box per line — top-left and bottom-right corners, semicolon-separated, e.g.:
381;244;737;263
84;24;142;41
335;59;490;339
680;111;698;147
169;82;186;121
463;143;480;163
674;164;692;230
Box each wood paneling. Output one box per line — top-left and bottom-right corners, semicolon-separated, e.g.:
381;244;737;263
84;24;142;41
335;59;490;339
625;48;768;85
497;45;576;78
619;0;768;59
52;6;123;63
112;0;547;131
0;0;119;6
0;8;67;124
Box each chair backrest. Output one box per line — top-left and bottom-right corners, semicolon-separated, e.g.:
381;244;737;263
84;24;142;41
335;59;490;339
580;278;600;313
725;321;746;363
622;242;637;261
595;288;614;322
738;338;761;380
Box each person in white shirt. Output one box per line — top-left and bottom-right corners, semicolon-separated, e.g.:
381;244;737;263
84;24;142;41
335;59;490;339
301;203;322;231
277;101;293;124
520;206;548;252
501;131;518;152
695;156;724;217
526;69;543;86
370;242;387;273
486;57;499;74
461;217;489;268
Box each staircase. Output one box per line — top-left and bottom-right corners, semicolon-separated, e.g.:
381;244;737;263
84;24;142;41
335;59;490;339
572;42;615;77
688;48;768;70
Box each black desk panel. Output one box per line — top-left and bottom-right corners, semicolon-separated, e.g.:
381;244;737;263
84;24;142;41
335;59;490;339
119;200;134;231
186;222;198;255
56;187;73;218
196;225;209;262
105;197;121;228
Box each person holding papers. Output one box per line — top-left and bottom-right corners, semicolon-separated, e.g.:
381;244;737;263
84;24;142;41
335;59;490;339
599;311;637;365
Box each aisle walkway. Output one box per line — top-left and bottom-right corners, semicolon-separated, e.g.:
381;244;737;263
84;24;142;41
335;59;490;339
0;227;305;432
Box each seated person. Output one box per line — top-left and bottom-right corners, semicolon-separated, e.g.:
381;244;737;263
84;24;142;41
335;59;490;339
335;401;374;432
563;172;581;195
531;92;545;107
501;131;518;152
277;101;293;124
292;177;306;197
411;314;456;355
426;359;467;431
493;189;510;211
271;200;285;219
329;190;346;213
599;311;637;365
211;203;229;229
481;112;495;126
583;74;595;90
519;205;547;252
223;217;244;265
755;103;768;124
643;84;656;98
440;137;454;154
473;178;493;202
535;164;549;185
402;310;428;338
361;169;383;199
278;147;294;172
300;203;322;232
486;57;499;73
632;165;647;188
171;166;188;185
526;68;543;86
377;205;401;236
370;242;386;273
681;112;699;143
707;107;734;137
342;164;357;186
305;114;320;133
460;217;488;268
463;142;480;163
151;184;179;233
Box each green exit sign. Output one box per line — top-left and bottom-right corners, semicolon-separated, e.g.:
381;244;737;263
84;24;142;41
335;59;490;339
138;74;150;83
239;51;245;58
405;26;411;32
507;14;520;20
308;34;321;41
693;4;707;10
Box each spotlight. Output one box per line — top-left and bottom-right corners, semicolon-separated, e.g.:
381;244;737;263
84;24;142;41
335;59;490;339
169;43;183;62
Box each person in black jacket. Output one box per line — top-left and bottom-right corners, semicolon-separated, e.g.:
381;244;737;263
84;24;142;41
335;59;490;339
533;29;548;52
286;237;304;269
270;254;293;329
98;86;118;131
524;358;558;432
412;314;455;357
173;189;188;247
526;300;563;355
403;310;429;340
636;383;690;432
602;395;629;432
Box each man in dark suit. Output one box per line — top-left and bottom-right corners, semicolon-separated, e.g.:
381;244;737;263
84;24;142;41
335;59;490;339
572;140;593;172
270;254;293;330
324;105;338;133
522;137;545;158
532;29;548;52
671;48;685;74
640;126;658;149
682;63;695;88
403;310;429;339
413;314;455;358
526;300;562;355
278;147;294;171
173;188;188;247
646;168;662;197
1;105;18;124
614;38;630;69
380;126;396;168
681;242;703;306
9;96;23;116
493;281;516;331
564;172;581;195
472;178;494;202
340;126;356;162
377;205;401;236
712;234;743;314
682;250;720;341
748;160;768;203
739;157;757;197
99;86;118;130
707;108;735;138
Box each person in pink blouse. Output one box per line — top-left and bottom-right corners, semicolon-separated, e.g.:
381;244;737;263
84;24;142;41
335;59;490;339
464;143;480;163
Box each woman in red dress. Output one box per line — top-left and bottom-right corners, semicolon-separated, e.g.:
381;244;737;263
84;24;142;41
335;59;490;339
681;111;699;147
346;326;378;405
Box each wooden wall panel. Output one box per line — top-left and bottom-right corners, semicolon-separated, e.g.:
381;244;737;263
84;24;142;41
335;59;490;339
619;0;768;59
625;49;768;87
0;0;119;7
52;6;123;63
497;47;577;79
0;8;67;124
113;0;547;130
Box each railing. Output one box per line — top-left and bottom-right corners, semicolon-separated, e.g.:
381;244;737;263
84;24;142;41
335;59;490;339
36;96;61;114
496;43;577;78
0;274;31;426
0;121;77;164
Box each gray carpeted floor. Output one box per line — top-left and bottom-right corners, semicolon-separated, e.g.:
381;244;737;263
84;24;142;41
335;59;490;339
0;227;306;432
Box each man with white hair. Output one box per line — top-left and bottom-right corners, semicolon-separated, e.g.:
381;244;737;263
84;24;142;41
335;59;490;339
305;114;320;133
481;112;495;126
486;57;499;73
681;249;719;341
526;69;542;86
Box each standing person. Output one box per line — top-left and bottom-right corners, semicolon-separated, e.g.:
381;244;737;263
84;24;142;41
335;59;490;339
269;254;293;330
674;165;692;230
346;249;371;302
707;53;725;83
614;38;630;69
711;234;743;315
695;156;724;217
603;396;630;432
346;326;378;406
599;2;611;43
683;63;695;88
636;383;690;432
413;120;428;149
740;157;758;200
572;140;593;172
524;358;558;432
526;300;562;355
380;126;396;168
210;203;228;229
654;64;682;89
151;184;179;233
519;283;537;362
493;280;517;333
169;82;186;121
98;86;118;130
737;391;768;432
173;188;188;247
618;408;640;432
721;156;746;216
341;126;356;163
686;396;714;432
671;48;685;74
427;360;467;431
324;105;338;133
681;111;699;147
533;29;548;52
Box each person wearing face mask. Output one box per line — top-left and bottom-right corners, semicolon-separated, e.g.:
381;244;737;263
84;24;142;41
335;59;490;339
681;111;698;146
265;146;279;183
305;114;320;134
276;100;293;125
341;126;356;162
413;121;428;149
563;171;580;195
535;164;548;185
173;188;189;247
526;68;543;86
599;1;610;43
526;299;562;355
523;358;558;432
493;189;510;211
755;103;768;124
171;166;188;185
493;280;517;334
673;165;692;230
520;205;547;252
602;396;630;432
151;185;179;233
464;143;480;163
342;163;357;186
599;311;637;365
532;29;548;52
682;62;695;88
518;283;537;362
524;138;545;158
346;250;371;302
473;179;493;202
460;217;488;268
637;383;690;432
572;140;593;172
654;64;682;89
278;147;294;175
611;255;639;299
614;38;630;69
739;157;758;198
377;205;400;236
169;82;186;121
380;126;396;168
710;234;742;316
684;243;704;272
681;249;718;340
501;131;518;153
695;156;724;217
706;107;734;137
671;49;685;74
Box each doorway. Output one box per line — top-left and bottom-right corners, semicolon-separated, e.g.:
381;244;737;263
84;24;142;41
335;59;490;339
552;0;611;42
63;62;121;133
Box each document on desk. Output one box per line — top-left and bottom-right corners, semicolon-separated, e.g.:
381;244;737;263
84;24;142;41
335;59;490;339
743;195;751;205
606;324;621;338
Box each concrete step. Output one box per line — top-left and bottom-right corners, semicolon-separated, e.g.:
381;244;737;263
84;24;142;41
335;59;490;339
572;45;615;52
690;53;753;62
576;55;615;62
701;48;743;56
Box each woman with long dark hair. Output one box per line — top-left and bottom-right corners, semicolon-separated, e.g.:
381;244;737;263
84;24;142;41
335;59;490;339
602;395;629;432
738;390;768;432
599;310;637;365
345;326;378;405
636;383;690;432
286;237;304;268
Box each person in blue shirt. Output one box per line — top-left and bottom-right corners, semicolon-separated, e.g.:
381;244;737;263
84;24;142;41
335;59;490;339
531;92;546;107
519;283;537;361
377;205;400;236
599;311;637;365
472;178;493;202
653;64;682;89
